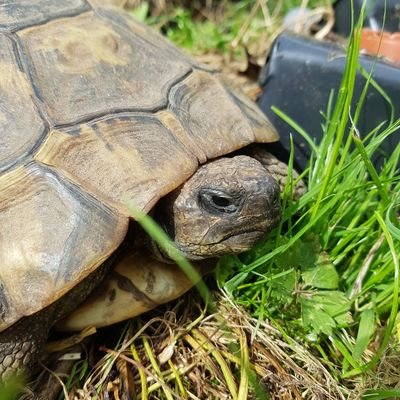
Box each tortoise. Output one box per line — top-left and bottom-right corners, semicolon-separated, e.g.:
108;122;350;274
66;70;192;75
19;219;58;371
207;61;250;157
0;0;293;379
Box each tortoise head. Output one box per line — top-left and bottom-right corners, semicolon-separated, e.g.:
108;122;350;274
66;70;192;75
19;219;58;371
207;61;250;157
154;155;281;259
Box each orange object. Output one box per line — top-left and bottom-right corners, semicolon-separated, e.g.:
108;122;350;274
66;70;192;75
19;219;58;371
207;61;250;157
360;28;400;65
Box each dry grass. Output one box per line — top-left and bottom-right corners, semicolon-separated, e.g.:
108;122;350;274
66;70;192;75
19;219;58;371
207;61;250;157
28;289;354;399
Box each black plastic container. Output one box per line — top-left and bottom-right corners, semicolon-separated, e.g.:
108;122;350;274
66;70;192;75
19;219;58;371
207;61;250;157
334;0;400;35
257;32;400;170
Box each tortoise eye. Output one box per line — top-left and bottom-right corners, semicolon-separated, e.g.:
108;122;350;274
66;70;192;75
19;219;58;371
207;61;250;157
211;195;231;208
198;189;241;214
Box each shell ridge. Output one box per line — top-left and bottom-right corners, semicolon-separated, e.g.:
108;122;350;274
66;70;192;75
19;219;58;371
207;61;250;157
0;2;92;34
0;33;49;174
32;160;123;216
13;33;54;126
11;34;51;127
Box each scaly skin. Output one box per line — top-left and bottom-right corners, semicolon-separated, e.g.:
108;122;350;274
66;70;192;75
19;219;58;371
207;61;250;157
0;310;49;380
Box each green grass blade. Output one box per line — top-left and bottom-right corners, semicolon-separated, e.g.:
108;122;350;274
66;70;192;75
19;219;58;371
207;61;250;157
362;389;400;400
352;308;375;362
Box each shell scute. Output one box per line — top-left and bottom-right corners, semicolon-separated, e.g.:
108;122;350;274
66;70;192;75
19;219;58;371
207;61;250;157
168;70;278;161
35;113;199;215
17;11;191;125
0;34;45;172
0;163;127;331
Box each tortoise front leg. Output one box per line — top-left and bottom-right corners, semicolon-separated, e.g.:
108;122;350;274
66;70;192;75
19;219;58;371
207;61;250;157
0;311;50;380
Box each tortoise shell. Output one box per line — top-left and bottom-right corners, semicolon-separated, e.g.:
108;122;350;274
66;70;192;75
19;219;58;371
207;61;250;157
0;0;278;332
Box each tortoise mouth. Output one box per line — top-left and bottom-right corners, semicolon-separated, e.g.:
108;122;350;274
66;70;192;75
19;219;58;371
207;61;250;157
220;229;265;246
175;229;266;260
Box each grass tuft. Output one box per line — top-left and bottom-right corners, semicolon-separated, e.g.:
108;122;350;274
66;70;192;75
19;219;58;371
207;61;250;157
217;0;400;392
